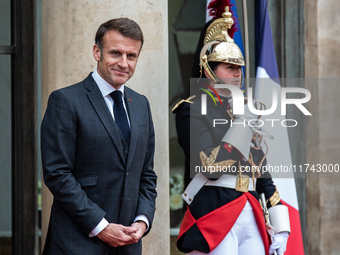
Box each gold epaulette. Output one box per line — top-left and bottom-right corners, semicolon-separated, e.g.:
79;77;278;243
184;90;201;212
171;95;196;113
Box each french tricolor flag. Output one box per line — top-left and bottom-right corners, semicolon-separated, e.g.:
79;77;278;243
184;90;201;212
254;0;305;254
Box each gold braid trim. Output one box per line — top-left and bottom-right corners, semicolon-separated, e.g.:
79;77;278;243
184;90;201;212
200;146;220;166
269;188;281;207
171;95;196;113
199;146;236;173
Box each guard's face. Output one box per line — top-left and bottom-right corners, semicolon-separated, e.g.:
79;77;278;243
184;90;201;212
214;63;242;88
93;29;142;89
211;62;242;97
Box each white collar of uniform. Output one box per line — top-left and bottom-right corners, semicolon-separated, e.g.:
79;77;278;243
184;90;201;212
92;69;125;98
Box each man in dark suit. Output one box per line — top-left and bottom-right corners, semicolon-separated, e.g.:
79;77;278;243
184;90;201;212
41;18;157;255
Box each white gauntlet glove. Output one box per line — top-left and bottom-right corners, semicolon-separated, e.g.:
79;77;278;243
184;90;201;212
269;231;289;255
268;205;291;255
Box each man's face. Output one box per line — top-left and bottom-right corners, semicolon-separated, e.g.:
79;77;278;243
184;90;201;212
93;29;142;89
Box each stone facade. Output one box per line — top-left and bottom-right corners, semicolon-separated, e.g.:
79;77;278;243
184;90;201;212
305;0;340;254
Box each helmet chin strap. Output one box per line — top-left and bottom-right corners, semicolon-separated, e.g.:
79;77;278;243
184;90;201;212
199;41;224;84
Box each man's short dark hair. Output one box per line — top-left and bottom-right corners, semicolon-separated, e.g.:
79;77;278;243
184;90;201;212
95;18;144;51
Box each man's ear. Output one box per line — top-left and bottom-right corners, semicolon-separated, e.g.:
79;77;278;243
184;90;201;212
93;44;101;61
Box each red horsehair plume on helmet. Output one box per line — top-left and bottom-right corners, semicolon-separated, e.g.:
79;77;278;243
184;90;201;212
207;0;239;39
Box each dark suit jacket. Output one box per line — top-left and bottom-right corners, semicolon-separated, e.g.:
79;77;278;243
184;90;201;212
41;73;157;255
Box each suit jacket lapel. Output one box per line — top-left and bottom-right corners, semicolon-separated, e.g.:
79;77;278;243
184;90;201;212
124;88;138;170
83;74;126;164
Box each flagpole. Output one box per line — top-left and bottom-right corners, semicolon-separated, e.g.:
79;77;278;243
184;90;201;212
242;0;250;96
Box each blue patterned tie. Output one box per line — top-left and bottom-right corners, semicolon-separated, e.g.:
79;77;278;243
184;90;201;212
110;90;130;143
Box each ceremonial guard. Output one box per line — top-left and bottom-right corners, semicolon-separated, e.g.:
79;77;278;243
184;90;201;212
172;1;290;255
